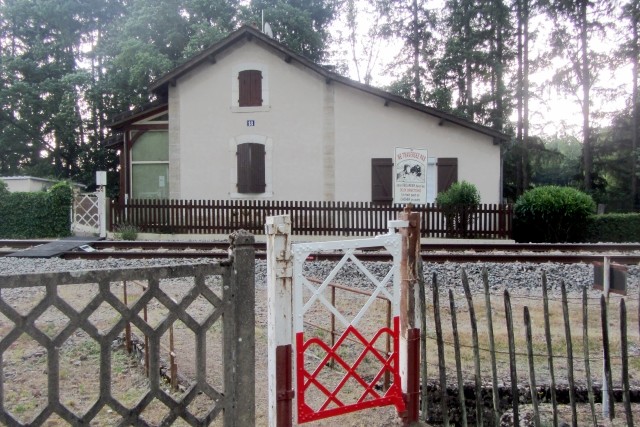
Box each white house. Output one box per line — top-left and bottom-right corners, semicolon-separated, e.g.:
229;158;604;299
108;25;507;204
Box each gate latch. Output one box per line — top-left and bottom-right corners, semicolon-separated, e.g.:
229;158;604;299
277;389;295;401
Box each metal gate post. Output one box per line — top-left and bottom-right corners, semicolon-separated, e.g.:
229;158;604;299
399;206;421;424
266;215;295;427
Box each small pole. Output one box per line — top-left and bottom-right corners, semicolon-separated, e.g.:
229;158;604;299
170;324;177;391
123;280;132;353
144;308;149;376
96;170;107;238
603;256;610;418
330;285;336;369
385;298;391;391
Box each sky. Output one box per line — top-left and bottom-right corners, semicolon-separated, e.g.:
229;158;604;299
327;1;632;140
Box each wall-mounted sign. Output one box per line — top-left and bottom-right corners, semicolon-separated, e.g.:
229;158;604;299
394;147;428;205
247;120;255;127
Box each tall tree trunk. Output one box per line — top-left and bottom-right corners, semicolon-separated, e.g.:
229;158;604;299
522;0;530;191
516;0;524;195
580;0;592;191
494;0;505;132
632;3;639;209
464;0;473;119
412;0;421;102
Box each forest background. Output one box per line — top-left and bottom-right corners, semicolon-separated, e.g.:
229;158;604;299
0;0;638;211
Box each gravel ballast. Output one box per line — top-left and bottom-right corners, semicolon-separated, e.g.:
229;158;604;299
0;256;638;296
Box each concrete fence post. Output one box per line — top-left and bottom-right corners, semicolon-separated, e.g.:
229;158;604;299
266;215;294;427
228;230;256;427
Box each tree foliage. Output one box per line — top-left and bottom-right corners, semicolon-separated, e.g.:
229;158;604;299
0;0;638;212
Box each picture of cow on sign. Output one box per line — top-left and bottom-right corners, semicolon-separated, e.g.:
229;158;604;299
396;161;423;183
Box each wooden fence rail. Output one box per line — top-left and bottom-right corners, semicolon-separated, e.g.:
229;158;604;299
109;199;513;239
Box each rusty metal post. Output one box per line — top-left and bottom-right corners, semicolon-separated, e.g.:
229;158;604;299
399;205;421;424
170;325;177;391
385;298;392;391
123;280;132;353
144;306;149;377
276;344;294;427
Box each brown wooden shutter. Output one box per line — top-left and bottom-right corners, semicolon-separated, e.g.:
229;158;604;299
237;143;266;193
437;158;458;193
371;158;393;203
238;70;262;107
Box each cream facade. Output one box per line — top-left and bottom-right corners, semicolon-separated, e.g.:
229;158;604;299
109;26;506;204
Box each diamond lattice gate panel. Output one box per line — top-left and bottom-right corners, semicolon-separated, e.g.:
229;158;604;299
0;234;255;427
291;233;406;423
72;192;100;234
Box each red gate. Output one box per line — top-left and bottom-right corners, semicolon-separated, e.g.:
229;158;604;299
295;316;405;422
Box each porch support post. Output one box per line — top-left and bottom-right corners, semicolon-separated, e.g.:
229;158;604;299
399;206;421;424
266;215;294;427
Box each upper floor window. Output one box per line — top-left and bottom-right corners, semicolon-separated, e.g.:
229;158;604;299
232;64;270;112
238;70;262;107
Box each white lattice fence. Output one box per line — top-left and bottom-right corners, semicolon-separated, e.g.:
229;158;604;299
72;193;100;234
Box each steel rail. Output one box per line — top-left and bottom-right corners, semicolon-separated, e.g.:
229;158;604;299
2;240;640;264
1;251;629;265
3;240;640;252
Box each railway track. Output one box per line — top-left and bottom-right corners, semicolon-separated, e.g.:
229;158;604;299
1;239;640;264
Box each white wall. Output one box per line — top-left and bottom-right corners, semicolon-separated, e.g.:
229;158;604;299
2;177;53;192
168;39;502;204
334;85;501;203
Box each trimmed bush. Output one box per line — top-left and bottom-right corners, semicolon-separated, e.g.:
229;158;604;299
584;213;640;242
436;181;481;238
513;185;595;243
0;182;73;238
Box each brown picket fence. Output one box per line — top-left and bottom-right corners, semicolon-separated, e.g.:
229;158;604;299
109;199;513;239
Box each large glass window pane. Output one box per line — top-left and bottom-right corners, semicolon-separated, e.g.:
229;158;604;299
132;132;169;161
132;164;169;199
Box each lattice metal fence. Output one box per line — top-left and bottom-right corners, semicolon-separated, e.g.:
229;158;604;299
0;232;255;427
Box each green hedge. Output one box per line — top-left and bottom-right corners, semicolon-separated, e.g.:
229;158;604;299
513;185;596;243
584;213;640;243
0;182;73;238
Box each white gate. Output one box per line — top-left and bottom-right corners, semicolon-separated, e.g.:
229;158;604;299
266;214;421;426
71;188;106;237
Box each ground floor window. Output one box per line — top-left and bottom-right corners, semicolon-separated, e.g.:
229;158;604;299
130;131;169;199
237;142;266;193
229;135;273;198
